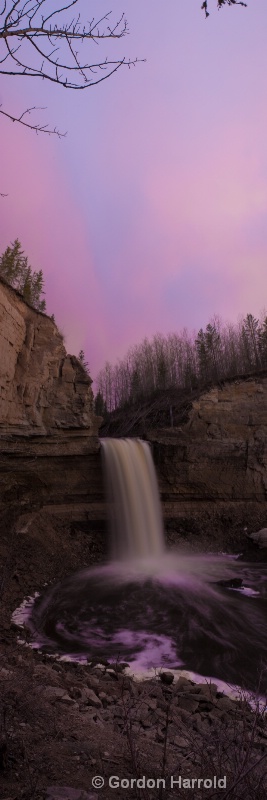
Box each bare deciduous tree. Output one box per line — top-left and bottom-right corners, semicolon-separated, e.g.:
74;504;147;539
0;0;142;137
96;311;267;412
0;0;248;138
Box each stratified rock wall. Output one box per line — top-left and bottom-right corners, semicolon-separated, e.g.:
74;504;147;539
0;278;104;526
148;377;267;545
0;278;99;439
150;378;267;502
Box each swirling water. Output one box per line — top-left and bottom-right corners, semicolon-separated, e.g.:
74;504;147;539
24;439;267;692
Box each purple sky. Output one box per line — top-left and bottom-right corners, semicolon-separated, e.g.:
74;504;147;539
1;0;267;384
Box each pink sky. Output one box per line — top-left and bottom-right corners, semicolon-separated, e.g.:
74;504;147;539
1;0;267;385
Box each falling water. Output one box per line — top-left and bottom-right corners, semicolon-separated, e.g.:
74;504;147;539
101;438;164;560
18;436;267;691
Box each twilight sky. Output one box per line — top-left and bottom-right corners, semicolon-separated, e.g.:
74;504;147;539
1;0;267;384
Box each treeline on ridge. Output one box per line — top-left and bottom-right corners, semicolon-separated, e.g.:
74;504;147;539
95;313;267;414
0;239;46;312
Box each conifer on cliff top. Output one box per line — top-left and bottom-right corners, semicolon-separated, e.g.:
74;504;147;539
0;239;46;312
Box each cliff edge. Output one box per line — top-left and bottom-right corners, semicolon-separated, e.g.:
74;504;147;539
0;278;104;527
0;277;99;444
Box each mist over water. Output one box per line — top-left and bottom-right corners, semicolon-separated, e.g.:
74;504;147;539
27;439;267;691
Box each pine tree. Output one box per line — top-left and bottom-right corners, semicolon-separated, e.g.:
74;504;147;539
78;350;91;375
0;239;25;285
242;314;261;369
259;317;267;367
205;323;222;380
94;390;108;417
195;329;210;382
0;239;46;311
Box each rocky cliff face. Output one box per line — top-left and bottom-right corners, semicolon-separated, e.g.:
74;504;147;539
0;277;99;440
0;278;103;529
148;376;267;548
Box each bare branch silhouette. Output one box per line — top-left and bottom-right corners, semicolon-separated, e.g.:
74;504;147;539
202;0;247;18
0;102;66;135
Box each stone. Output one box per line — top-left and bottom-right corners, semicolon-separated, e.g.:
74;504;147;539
58;694;78;706
46;788;98;800
105;668;118;680
82;688;102;708
86;676;100;692
177;696;199;713
175;677;193;691
159;671;174;685
249;528;267;548
216;697;237;712
43;687;67;700
189;682;218;697
173;735;190;748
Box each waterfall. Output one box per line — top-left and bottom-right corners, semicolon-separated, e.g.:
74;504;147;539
23;437;267;691
101;438;165;561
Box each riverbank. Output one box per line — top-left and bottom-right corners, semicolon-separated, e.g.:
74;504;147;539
1;510;267;800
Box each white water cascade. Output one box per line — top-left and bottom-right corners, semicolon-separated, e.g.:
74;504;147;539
17;436;267;691
101;438;165;561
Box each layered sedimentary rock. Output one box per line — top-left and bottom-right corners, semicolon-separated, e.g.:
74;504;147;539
0;277;99;441
148;376;267;545
0;278;103;526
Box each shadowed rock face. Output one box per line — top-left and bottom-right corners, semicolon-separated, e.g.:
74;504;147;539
0;278;103;526
148;377;267;548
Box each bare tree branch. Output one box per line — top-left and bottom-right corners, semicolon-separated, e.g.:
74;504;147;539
0;102;66;136
0;0;144;195
0;2;141;89
202;0;247;18
0;0;143;148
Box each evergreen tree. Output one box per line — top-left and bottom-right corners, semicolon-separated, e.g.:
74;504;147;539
94;390;108;417
195;328;210;382
0;238;25;284
130;368;142;403
241;314;261;369
205;323;222;380
78;350;90;374
259;317;267;367
0;239;46;311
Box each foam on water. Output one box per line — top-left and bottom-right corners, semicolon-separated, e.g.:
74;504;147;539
12;438;267;696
